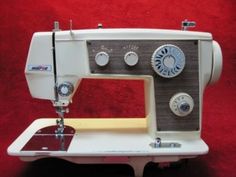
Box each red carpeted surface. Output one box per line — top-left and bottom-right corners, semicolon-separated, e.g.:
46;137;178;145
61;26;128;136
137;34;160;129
0;0;236;177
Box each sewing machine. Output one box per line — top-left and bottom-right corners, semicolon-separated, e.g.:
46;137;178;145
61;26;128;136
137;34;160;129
8;21;222;177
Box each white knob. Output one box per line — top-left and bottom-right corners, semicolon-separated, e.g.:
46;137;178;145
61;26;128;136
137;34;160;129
124;51;139;66
209;41;223;84
95;52;109;66
169;93;194;117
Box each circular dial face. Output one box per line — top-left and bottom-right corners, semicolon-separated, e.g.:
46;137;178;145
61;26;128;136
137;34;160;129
95;52;109;66
151;44;185;78
124;51;139;66
169;93;194;117
58;82;74;97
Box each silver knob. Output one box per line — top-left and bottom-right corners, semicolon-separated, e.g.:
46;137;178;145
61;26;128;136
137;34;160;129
155;137;162;148
178;101;190;113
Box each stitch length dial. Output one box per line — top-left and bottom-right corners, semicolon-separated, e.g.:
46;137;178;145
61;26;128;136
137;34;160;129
169;93;194;117
151;44;185;78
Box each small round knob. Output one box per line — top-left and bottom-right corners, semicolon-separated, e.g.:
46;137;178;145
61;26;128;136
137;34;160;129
58;82;74;97
95;52;109;66
124;51;139;66
178;101;190;113
169;93;194;117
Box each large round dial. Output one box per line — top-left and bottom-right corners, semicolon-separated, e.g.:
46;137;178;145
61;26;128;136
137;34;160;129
151;44;185;78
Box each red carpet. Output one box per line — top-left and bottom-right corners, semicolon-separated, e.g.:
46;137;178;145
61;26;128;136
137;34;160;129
0;0;236;177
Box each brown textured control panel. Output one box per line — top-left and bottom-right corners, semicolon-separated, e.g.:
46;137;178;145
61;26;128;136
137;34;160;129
87;40;199;131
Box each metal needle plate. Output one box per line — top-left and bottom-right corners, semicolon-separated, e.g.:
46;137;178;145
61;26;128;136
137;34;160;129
21;125;75;151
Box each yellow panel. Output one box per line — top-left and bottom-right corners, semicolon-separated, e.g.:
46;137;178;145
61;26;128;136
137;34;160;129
64;118;147;131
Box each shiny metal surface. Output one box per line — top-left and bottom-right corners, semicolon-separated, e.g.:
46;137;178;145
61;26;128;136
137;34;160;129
150;141;181;148
21;125;75;151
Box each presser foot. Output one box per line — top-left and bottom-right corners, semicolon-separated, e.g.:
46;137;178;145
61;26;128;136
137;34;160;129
54;106;69;137
55;118;65;137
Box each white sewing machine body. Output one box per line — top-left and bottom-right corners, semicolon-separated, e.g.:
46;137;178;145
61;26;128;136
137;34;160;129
8;27;222;176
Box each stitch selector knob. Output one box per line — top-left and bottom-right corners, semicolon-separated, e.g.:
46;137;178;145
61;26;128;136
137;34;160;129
169;93;194;117
95;51;109;66
151;44;185;78
58;82;74;97
124;51;139;66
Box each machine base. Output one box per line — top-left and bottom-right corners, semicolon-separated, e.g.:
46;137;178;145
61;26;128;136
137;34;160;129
8;118;208;177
